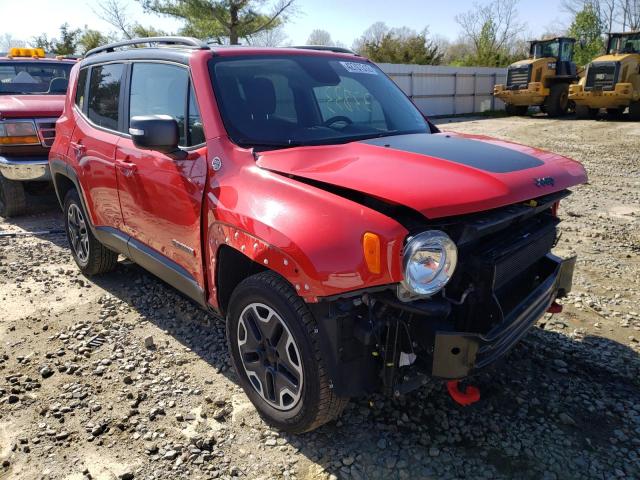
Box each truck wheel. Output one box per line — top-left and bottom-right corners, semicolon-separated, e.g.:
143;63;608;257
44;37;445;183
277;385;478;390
544;84;570;117
575;105;599;119
505;104;528;116
607;107;625;119
63;190;118;275
629;101;640;121
226;271;348;433
0;174;27;218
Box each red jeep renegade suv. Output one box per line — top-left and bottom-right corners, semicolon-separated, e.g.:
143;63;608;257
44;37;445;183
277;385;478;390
50;37;587;433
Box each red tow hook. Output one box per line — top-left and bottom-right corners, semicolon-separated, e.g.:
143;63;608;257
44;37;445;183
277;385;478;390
446;380;481;406
547;301;563;314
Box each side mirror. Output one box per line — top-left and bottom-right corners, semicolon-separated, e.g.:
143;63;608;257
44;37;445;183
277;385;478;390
129;115;186;159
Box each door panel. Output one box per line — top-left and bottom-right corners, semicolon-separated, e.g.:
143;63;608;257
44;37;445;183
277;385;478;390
116;62;208;286
115;142;207;285
70;111;123;229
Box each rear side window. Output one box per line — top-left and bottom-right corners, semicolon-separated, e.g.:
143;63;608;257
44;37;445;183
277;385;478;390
75;68;88;110
129;63;189;146
87;64;124;131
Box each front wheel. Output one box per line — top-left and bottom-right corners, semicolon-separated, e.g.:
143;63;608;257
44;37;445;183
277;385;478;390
226;271;348;433
505;104;528;116
544;84;570;117
629;101;640;121
64;190;118;275
0;174;27;218
575;105;599;119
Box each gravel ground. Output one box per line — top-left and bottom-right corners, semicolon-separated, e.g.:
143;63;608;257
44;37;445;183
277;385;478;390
1;115;639;480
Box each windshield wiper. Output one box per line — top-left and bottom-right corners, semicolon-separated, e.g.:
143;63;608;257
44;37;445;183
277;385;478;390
237;139;303;150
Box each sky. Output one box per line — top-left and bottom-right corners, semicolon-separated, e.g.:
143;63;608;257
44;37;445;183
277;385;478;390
0;0;573;48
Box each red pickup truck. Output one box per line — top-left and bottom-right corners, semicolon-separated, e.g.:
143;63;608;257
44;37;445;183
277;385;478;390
0;48;74;217
50;37;587;433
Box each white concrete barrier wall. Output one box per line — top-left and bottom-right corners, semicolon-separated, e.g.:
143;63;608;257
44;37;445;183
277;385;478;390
377;63;508;117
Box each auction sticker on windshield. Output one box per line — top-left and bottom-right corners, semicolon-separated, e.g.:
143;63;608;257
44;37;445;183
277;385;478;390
340;61;378;75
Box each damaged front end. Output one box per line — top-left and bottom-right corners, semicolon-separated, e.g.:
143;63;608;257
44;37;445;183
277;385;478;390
308;190;576;398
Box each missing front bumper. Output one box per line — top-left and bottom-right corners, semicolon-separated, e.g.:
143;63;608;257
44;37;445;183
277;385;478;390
431;253;575;379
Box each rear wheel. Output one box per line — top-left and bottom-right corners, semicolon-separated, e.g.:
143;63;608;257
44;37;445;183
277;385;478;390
544;83;570;117
226;271;348;433
575;105;599;119
64;190;118;275
505;104;528;116
0;174;27;218
607;107;625;119
629;101;640;121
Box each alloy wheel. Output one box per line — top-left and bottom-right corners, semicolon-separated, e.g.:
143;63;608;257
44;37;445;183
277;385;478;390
237;302;303;411
67;203;89;264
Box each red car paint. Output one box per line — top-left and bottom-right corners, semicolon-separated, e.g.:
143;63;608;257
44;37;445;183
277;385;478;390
51;47;587;309
0;94;65;119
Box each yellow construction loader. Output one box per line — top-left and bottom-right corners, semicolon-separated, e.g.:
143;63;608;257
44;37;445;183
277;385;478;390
494;37;578;116
569;31;640;119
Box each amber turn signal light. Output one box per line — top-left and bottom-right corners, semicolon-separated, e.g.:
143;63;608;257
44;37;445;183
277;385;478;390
363;232;381;274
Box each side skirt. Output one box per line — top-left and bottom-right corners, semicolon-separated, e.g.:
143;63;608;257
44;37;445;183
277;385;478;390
94;226;207;308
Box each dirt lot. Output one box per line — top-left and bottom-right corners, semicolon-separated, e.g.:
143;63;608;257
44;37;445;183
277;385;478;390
1;115;639;480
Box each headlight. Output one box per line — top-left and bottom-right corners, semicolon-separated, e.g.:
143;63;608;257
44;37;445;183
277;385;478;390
400;230;458;297
0;120;40;145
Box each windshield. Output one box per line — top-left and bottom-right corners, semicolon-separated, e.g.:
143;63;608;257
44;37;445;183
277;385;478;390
608;33;640;54
532;41;559;59
209;55;429;149
0;61;73;95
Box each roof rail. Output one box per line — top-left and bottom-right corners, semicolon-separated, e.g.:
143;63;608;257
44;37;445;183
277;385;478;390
292;45;357;55
85;36;210;57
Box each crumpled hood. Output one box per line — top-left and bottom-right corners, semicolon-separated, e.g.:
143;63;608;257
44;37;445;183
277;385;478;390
0;94;65;119
256;132;588;219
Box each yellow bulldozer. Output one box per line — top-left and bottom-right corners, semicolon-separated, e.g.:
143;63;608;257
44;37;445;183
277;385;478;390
494;37;579;116
569;31;640;119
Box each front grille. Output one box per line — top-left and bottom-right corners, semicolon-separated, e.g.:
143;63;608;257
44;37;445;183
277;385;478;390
585;62;619;91
507;66;531;89
35;118;57;147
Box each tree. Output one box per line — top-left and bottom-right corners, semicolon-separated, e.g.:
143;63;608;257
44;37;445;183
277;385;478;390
455;0;525;66
569;4;605;64
620;0;640;30
0;34;26;52
307;29;332;46
52;23;81;55
32;24;81;55
354;23;443;65
95;0;169;40
78;29;110;54
139;0;296;45
247;24;289;46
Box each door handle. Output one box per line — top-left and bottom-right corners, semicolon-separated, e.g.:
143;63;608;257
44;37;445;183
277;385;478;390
70;141;86;160
116;159;137;177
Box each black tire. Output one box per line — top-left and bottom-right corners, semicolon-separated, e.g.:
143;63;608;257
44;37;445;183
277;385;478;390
607;107;625;119
629;101;640;121
544;83;570;117
0;174;27;218
505;104;528;116
63;189;118;275
226;271;348;433
575;105;599;119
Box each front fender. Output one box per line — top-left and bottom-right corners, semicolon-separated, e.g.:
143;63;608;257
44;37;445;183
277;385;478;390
205;148;408;305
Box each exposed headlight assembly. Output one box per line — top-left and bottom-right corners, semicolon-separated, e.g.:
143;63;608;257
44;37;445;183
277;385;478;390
398;230;458;300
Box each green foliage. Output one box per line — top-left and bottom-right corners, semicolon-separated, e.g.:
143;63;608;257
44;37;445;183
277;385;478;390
31;24;80;55
139;0;295;44
568;4;605;65
78;29;110;54
357;27;443;65
53;24;81;55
